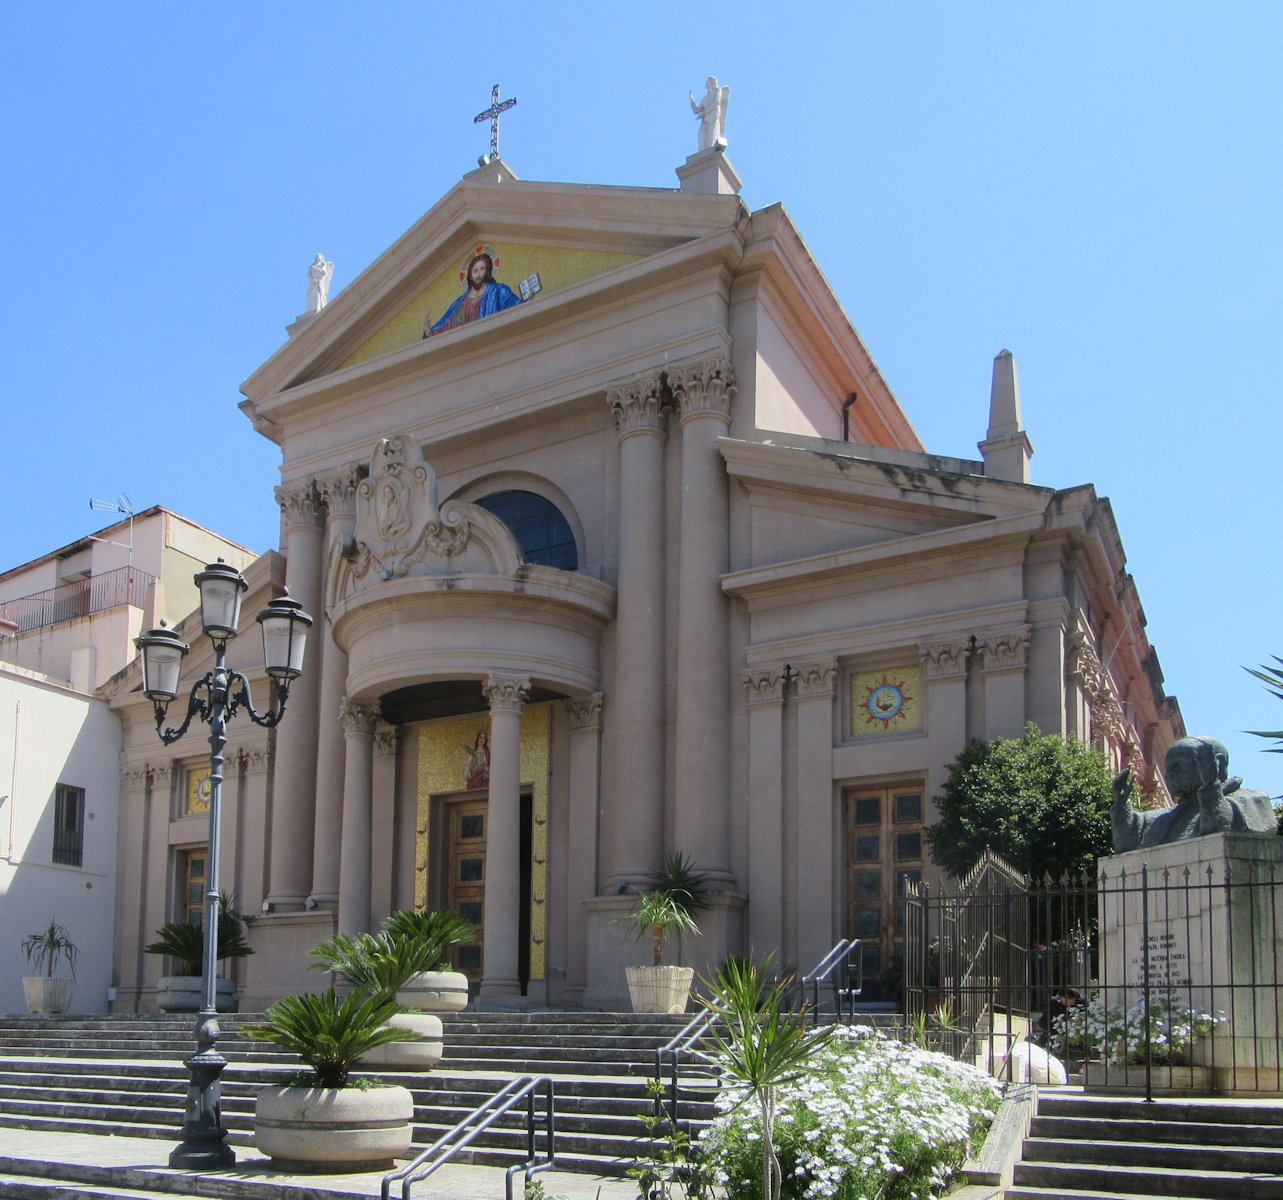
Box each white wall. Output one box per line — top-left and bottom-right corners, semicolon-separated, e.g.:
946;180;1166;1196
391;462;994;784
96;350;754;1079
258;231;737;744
0;665;121;1014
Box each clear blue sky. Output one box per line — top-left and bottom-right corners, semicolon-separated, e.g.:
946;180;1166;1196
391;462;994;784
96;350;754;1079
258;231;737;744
2;4;1279;794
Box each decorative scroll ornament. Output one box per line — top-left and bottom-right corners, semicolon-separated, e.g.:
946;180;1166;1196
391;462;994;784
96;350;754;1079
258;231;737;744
793;659;837;699
742;665;788;706
484;673;531;713
275;480;326;531
607;373;668;439
920;638;972;681
351;435;469;580
339;697;382;735
565;692;604;730
979;628;1031;672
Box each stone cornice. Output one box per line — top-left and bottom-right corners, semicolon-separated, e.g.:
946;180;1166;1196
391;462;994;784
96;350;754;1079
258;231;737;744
275;480;326;531
565;693;604;730
485;674;531;714
607;374;668;440
669;355;735;425
339;697;382;735
742;664;788;706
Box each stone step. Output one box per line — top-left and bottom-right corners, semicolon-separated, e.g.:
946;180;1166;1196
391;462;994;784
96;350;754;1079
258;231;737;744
1023;1135;1283;1174
1035;1093;1283;1126
1011;1158;1283;1199
1031;1113;1283;1147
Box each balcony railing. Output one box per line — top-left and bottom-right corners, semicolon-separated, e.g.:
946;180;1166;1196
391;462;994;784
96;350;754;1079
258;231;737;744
0;566;157;634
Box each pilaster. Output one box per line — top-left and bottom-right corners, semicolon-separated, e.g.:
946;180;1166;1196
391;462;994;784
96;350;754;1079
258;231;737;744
563;693;604;1003
979;626;1030;740
603;374;668;889
743;664;788;957
337;697;381;936
792;658;835;971
267;479;326;909
669;355;736;885
480;673;530;1000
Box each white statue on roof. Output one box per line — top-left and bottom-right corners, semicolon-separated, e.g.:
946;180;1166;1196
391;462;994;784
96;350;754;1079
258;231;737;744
689;77;729;152
304;254;334;315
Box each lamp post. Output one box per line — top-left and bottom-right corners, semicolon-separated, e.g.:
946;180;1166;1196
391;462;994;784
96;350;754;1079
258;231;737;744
135;559;312;1169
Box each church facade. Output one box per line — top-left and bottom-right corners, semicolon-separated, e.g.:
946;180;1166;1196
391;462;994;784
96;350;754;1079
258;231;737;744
105;148;1183;1012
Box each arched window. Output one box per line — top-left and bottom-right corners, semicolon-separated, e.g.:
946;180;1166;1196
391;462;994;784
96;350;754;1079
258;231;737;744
476;490;578;570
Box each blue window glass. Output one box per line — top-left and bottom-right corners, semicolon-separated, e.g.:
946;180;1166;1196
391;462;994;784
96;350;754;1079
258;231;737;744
476;491;578;570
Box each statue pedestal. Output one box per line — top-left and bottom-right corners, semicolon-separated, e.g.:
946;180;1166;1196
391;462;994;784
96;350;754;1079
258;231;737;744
676;150;742;196
1098;833;1283;1094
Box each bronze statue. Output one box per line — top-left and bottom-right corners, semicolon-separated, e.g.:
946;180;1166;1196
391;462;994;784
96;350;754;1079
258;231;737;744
1112;736;1277;853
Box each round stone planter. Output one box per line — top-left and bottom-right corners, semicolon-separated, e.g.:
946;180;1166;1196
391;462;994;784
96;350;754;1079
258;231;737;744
155;975;237;1013
358;1012;443;1071
625;965;695;1014
396;970;469;1013
23;977;75;1014
254;1084;414;1172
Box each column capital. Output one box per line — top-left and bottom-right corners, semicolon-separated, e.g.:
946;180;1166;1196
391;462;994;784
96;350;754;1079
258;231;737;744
484;674;531;714
607;373;668;440
793;658;837;699
920;638;972;681
121;764;149;788
244;744;274;774
668;355;736;425
316;470;361;521
338;696;382;735
978;627;1031;673
565;692;604;730
742;664;788;706
275;479;326;531
373;723;400;758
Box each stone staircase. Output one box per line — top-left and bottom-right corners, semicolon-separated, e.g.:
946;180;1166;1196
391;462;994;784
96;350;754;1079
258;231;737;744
0;1010;718;1177
1007;1090;1283;1199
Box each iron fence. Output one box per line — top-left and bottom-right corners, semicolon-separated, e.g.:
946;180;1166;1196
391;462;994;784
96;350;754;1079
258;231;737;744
0;566;156;633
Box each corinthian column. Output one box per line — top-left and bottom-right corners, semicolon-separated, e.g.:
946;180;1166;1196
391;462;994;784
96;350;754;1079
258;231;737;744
309;470;359;910
480;674;530;1000
265;480;326;910
669;356;735;884
338;698;381;936
603;375;667;889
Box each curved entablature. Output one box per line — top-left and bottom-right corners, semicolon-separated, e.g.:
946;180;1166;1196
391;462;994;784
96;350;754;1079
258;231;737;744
330;569;615;701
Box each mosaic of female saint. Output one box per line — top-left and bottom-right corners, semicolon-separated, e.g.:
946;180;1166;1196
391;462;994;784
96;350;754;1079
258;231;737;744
424;246;525;337
463;730;491;790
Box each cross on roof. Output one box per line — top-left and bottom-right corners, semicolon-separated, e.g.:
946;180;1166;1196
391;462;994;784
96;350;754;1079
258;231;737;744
474;84;517;162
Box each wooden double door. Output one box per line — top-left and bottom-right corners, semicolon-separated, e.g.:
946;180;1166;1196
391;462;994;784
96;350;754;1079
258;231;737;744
845;783;925;1000
441;792;533;991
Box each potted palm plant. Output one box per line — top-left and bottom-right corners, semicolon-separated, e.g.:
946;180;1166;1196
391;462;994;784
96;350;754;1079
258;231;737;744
379;908;475;1013
241;988;415;1172
309;928;447;1070
21;920;78;1014
145;893;253;1012
621;852;711;1014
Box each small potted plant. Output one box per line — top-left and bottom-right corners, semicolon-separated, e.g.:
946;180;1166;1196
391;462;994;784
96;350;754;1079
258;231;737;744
309;928;449;1070
379;908;475;1013
242;988;415;1172
621;852;711;1014
21;920;78;1014
145;893;253;1012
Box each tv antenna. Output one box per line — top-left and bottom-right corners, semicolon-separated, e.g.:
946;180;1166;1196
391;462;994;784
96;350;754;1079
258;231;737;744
89;493;135;571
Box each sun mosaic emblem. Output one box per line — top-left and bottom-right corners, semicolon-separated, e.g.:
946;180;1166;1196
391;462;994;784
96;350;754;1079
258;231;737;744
850;668;920;737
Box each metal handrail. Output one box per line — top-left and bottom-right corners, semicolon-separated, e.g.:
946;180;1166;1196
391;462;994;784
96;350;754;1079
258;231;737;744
799;938;863;1024
654;1009;716;1127
381;1075;555;1200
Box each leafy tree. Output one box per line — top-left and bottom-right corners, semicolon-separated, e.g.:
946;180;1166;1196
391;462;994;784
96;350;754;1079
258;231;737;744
925;723;1114;882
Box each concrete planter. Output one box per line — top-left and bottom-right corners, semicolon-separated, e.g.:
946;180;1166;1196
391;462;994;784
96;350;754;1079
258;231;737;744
396;970;469;1013
626;965;694;1014
254;1084;414;1172
22;977;75;1014
358;1012;443;1071
155;975;237;1013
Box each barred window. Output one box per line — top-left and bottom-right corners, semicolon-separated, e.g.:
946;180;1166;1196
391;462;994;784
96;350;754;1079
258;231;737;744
52;785;85;867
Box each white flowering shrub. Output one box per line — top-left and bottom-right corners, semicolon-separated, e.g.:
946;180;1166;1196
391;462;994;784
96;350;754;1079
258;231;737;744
1054;992;1224;1067
697;1026;1002;1200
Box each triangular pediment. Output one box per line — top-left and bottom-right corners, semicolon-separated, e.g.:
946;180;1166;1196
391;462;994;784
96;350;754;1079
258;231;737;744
240;160;744;414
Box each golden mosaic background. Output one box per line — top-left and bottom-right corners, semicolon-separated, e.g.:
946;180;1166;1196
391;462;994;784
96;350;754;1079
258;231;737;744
416;704;550;979
849;667;921;737
341;243;642;369
185;766;212;814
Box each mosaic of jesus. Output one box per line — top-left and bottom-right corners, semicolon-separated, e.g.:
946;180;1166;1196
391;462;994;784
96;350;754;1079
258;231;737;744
424;247;522;337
